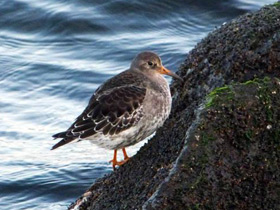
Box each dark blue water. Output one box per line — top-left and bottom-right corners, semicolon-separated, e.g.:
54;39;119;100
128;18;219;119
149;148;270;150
0;0;276;209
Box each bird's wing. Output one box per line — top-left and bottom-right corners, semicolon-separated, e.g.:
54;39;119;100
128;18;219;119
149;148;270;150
52;85;146;150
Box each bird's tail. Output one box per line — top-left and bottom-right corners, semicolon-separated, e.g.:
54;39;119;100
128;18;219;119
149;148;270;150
51;131;76;150
52;131;67;139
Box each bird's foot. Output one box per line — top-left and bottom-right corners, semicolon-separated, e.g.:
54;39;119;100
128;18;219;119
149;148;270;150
109;158;130;170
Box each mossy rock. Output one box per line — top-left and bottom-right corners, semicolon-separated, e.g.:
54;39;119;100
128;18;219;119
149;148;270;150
146;78;280;209
69;3;280;210
274;1;280;8
148;77;280;209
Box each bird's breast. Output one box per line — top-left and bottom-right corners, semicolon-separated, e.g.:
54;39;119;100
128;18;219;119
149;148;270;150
142;81;172;128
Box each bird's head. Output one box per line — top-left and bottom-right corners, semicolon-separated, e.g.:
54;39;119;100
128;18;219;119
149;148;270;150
130;51;183;81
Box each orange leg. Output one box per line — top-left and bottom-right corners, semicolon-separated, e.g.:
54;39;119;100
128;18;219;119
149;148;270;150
122;148;130;160
109;148;130;170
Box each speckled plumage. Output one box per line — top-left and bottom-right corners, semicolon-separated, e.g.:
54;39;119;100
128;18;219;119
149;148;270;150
52;52;181;151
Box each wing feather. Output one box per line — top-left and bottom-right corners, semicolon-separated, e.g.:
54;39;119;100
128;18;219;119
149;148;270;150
52;85;146;149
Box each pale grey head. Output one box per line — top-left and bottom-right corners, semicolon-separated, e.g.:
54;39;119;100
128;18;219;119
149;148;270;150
130;51;183;81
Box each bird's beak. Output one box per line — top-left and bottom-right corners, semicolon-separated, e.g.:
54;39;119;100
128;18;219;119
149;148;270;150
158;66;183;81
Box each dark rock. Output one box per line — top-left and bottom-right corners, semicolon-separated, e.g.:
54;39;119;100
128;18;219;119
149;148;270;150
69;2;280;210
145;77;280;209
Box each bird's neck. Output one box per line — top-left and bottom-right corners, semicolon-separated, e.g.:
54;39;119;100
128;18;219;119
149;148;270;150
145;71;169;92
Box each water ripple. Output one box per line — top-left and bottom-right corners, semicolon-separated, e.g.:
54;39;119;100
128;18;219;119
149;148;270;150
0;0;276;209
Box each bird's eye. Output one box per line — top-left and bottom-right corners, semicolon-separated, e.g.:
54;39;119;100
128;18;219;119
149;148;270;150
148;61;153;66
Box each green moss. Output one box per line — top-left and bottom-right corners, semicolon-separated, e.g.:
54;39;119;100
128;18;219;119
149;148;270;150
206;86;234;108
206;77;275;110
273;1;280;8
243;79;260;86
242;77;271;86
243;80;256;85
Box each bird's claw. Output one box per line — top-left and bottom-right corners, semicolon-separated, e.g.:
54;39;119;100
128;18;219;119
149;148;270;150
109;158;129;170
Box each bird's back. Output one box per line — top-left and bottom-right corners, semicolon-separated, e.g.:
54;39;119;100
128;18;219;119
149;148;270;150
52;69;152;150
94;69;148;96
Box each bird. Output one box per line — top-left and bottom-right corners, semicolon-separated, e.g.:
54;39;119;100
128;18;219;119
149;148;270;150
52;51;183;170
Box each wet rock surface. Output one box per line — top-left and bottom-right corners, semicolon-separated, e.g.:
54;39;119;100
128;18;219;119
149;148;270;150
69;3;280;210
145;78;280;209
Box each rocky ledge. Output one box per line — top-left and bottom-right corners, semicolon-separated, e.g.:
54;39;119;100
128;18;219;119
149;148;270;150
70;2;280;210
